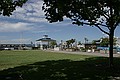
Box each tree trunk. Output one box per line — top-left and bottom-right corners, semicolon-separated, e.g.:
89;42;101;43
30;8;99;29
109;29;114;67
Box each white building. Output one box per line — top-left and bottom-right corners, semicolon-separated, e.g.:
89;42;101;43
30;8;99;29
116;37;120;47
35;35;56;49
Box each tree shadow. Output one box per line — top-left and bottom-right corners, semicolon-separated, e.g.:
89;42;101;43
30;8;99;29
0;57;120;80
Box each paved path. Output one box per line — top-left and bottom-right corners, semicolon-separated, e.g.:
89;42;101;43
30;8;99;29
46;50;120;57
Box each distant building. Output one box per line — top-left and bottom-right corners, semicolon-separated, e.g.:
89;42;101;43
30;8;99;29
0;44;33;50
116;37;120;47
35;35;56;50
0;44;20;50
84;43;100;49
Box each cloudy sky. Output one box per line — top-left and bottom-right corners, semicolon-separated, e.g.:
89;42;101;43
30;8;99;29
0;0;120;44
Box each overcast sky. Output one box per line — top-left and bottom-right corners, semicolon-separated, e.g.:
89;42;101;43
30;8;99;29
0;0;120;44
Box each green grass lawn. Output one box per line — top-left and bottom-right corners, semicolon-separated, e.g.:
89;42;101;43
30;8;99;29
0;50;93;70
0;50;120;80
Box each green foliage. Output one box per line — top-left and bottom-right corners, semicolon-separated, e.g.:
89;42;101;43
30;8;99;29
92;40;97;45
50;41;57;48
0;0;27;16
100;37;117;46
66;39;75;48
100;37;109;47
50;41;57;46
78;41;82;45
66;39;75;45
84;37;88;43
43;0;120;30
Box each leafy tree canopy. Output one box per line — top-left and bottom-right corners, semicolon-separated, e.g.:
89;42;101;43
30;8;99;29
100;37;109;47
0;0;27;16
78;41;82;45
100;37;117;46
66;39;75;45
42;0;120;35
50;41;57;46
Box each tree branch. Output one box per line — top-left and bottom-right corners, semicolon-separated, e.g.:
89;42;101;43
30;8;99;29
114;19;120;30
95;25;110;35
96;23;108;28
102;13;109;20
79;22;110;35
97;2;110;20
80;21;108;27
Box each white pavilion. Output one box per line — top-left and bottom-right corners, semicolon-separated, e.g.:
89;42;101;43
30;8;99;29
35;35;56;49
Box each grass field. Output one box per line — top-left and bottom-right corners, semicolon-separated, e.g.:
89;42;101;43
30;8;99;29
0;50;93;70
0;50;120;80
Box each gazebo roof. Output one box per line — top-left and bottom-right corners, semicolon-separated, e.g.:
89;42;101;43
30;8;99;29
36;38;56;42
36;35;56;42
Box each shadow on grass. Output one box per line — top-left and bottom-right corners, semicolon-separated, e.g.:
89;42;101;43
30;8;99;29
1;57;120;80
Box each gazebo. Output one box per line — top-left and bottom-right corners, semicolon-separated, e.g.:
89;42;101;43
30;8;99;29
36;35;56;49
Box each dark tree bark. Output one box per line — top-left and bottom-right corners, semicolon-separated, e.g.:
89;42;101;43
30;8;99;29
109;27;114;67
